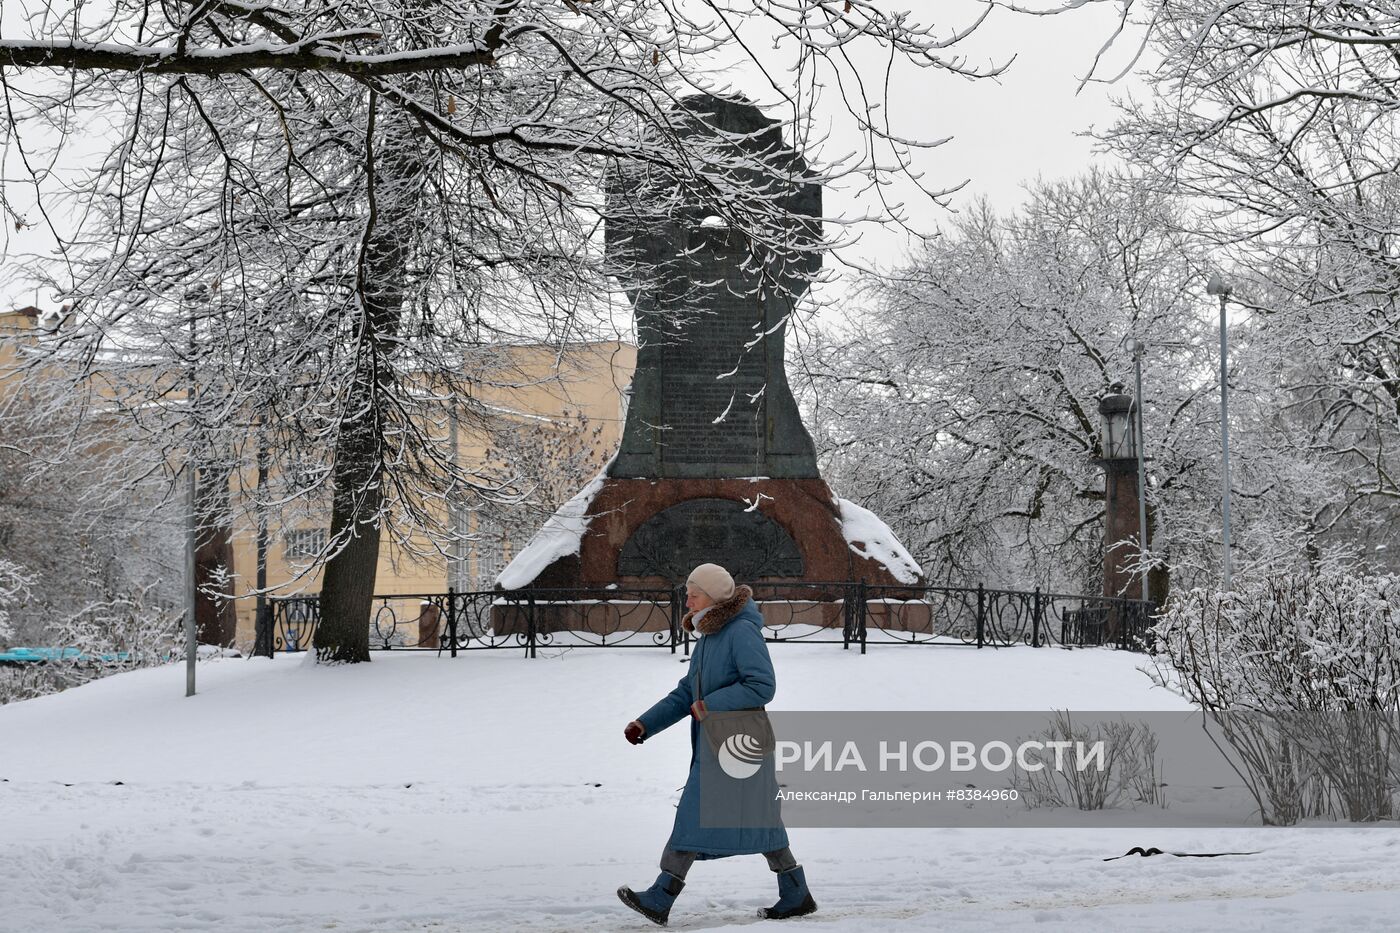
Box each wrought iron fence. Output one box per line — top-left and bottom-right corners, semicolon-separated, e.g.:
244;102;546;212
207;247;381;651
253;584;1156;658
856;584;1156;652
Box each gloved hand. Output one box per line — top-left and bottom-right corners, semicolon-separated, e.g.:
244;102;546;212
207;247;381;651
624;720;646;745
689;699;708;721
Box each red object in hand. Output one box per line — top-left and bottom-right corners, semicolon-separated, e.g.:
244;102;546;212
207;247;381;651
625;720;646;745
689;700;708;721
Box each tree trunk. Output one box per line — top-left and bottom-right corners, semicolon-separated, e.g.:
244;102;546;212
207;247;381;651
194;463;238;647
314;99;430;663
315;445;383;662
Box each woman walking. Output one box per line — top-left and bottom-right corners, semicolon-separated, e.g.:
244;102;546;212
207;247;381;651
618;562;817;926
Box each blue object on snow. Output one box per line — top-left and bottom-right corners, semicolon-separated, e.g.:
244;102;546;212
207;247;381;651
0;647;133;664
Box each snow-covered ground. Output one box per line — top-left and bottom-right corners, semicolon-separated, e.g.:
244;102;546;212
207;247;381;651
2;646;1397;932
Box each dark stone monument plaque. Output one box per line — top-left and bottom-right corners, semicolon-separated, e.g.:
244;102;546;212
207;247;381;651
618;498;804;581
498;92;921;598
606;94;821;479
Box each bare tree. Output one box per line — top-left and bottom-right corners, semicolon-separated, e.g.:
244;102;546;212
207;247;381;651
803;171;1343;593
2;1;1105;661
1102;0;1400;569
0;393;185;703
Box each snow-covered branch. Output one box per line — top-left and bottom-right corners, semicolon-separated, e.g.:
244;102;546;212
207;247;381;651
0;38;504;76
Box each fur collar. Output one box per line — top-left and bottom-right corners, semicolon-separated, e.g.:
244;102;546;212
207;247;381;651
683;585;754;635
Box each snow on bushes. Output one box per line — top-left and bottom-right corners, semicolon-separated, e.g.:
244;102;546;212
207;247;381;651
0;558;34;642
1;581;183;706
1149;572;1400;823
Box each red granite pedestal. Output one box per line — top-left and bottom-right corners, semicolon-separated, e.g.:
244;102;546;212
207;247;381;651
492;477;921;636
524;476;910;590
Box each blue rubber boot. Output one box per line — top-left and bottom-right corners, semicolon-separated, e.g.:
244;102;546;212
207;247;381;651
617;871;685;927
759;865;818;920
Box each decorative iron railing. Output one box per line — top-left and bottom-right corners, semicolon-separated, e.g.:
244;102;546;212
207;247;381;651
253;583;1156;658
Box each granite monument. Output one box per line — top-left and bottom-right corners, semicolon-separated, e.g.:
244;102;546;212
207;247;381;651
502;94;920;591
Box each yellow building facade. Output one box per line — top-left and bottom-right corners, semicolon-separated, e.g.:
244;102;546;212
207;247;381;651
1;307;636;651
229;339;637;648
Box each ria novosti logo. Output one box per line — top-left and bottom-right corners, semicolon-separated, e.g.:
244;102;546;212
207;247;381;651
717;733;768;779
716;733;1111;780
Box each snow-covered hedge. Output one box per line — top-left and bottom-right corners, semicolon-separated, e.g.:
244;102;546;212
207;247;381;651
0;558;34;643
1010;712;1165;812
0;583;182;706
1148;572;1400;823
1151;572;1400;711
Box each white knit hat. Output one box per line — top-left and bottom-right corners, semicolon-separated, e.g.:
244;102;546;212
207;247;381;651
686;563;736;601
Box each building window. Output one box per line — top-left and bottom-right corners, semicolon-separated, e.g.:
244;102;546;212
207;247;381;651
473;537;509;590
448;505;471;591
285;528;328;562
286;459;329;496
447;511;511;591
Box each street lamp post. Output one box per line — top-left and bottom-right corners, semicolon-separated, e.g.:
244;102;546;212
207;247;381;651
183;290;200;697
1206;272;1234;591
1125;339;1150;588
185;459;197;696
255;425;269;655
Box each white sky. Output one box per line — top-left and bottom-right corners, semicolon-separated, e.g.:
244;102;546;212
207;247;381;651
815;2;1147;273
0;3;1147;312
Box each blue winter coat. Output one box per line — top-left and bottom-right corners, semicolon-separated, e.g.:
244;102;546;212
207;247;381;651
637;587;790;857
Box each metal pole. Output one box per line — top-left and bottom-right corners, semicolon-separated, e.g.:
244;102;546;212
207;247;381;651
1218;292;1233;590
448;589;459;658
255;429;268;650
185;296;198;697
448;405;461;588
1133;350;1148;597
671;584;683;654
976;583;985;649
1032;586;1042;648
858;579;868;655
185;464;197;697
